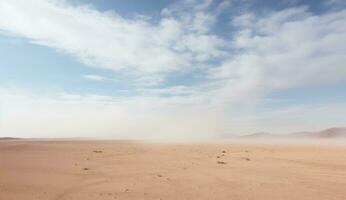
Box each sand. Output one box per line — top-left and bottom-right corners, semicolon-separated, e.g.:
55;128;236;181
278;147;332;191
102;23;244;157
1;140;346;200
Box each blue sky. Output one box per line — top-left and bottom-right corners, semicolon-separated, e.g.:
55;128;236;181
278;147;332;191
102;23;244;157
0;0;345;139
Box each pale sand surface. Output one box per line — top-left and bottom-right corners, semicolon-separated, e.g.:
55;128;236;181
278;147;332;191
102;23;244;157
1;140;346;200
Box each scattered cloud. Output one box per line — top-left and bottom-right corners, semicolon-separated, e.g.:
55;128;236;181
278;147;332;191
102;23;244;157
0;0;345;138
0;0;227;83
83;74;107;81
209;6;346;107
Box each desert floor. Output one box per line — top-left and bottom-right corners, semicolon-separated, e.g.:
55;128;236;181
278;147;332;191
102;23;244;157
1;140;346;200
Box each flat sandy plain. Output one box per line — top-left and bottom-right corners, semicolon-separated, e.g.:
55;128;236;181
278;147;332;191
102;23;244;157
1;139;346;200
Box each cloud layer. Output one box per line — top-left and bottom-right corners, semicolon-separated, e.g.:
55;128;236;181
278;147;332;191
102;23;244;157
0;0;227;83
0;0;345;138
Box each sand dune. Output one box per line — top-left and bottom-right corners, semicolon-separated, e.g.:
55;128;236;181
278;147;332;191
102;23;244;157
1;140;346;200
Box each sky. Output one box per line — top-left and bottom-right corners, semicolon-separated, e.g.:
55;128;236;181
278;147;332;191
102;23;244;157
0;0;345;139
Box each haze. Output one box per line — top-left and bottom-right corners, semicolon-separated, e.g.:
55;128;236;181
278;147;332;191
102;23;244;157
1;1;346;200
0;0;345;139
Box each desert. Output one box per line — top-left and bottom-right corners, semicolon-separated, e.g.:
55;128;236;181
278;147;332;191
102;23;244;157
1;0;346;199
1;139;346;200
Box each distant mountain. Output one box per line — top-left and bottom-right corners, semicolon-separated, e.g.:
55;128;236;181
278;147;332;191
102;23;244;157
242;127;346;139
241;132;280;138
292;127;346;139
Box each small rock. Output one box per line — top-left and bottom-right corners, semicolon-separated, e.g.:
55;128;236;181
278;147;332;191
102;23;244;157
217;161;227;164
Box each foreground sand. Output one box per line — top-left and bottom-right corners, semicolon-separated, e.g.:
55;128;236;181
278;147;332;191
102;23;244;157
1;140;346;200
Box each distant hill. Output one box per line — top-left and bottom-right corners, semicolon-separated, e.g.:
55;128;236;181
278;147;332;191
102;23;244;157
292;127;346;139
0;137;21;140
242;127;346;139
241;132;280;138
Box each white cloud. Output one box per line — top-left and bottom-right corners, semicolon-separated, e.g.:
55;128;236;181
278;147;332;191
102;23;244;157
209;6;346;107
0;0;226;83
231;13;255;27
0;1;346;138
83;74;107;81
0;0;183;75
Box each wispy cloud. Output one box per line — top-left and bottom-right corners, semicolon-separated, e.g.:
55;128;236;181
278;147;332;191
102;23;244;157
0;0;226;82
83;74;107;81
0;0;345;138
209;5;346;107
